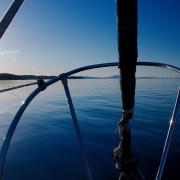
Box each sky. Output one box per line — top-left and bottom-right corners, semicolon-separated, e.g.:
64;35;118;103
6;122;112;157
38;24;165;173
0;0;179;76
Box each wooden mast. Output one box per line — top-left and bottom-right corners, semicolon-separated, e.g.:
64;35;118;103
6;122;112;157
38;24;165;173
117;0;138;113
114;0;138;177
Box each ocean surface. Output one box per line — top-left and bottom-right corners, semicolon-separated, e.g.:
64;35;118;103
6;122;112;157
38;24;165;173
0;78;179;180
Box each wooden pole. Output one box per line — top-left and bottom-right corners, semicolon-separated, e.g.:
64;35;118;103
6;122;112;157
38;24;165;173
117;0;138;112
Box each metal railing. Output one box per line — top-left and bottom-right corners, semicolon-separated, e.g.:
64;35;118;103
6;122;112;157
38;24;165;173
156;88;180;180
0;61;179;180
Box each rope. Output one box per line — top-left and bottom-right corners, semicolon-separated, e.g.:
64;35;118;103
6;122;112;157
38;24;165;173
0;82;37;93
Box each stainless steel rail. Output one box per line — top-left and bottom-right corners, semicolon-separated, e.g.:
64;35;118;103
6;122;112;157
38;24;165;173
0;88;41;179
0;61;179;179
62;79;93;180
156;88;180;180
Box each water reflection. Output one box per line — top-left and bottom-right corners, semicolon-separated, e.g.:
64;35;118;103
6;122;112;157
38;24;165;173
0;78;179;180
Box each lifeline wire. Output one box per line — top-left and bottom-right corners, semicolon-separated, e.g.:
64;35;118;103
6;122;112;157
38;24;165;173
0;82;37;93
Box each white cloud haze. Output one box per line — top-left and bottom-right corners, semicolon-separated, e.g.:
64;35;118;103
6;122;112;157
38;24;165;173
0;50;20;56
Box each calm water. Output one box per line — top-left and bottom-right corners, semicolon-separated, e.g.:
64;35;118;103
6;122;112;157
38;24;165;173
0;78;179;180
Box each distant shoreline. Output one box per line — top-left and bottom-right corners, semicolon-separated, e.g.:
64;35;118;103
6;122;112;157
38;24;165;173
0;73;179;80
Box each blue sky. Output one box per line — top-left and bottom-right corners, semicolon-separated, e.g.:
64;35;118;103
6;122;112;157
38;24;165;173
0;0;179;75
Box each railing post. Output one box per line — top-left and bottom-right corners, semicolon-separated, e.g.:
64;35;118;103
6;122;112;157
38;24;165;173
61;78;93;180
156;88;180;180
0;88;41;179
